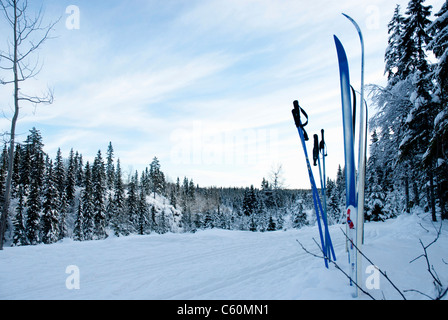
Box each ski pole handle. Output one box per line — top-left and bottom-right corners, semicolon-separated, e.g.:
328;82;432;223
320;129;327;156
313;134;319;166
292;100;309;141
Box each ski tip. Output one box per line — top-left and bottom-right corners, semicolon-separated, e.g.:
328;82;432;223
333;35;343;48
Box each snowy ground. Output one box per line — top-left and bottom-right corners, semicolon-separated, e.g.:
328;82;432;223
1;212;447;300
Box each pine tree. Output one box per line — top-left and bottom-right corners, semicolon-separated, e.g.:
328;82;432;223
12;186;27;246
291;198;308;229
126;171;139;233
157;209;168;234
366;183;387;222
26;173;41;245
73;201;84;241
11;144;21;197
385;5;405;84
149;157;165;198
19;144;31;195
82;162;94;241
42;160;60;244
112;159;127;236
65;149;76;209
242;185;257;217
427;1;448;219
106;142;115;191
326;178;341;224
92;150;107;239
399;0;432;79
137;188;149;235
0;145;8;206
54;149;68;240
150;204;158;233
267;215;276;231
398;0;436;219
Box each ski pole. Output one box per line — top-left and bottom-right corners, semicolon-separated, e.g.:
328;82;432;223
292;101;328;268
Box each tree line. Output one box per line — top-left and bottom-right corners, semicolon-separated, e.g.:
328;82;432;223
1;128;328;247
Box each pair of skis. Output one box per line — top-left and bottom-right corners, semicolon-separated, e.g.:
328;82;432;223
292;101;336;268
334;14;368;298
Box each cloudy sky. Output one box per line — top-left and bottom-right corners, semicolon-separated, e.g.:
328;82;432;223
0;0;445;189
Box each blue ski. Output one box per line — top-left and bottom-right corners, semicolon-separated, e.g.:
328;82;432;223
334;35;358;296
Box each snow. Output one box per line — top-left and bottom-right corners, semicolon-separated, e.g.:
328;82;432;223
0;212;447;300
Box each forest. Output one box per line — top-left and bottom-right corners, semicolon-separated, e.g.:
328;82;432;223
367;1;447;222
0;129;317;246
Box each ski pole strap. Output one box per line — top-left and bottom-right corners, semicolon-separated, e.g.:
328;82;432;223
313;134;319;166
292;100;309;141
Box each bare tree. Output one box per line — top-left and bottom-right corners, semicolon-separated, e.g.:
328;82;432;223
268;163;285;190
0;0;58;249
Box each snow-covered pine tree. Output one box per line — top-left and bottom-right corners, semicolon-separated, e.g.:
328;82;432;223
0;145;8;204
267;215;276;232
106;142;115;191
399;0;436;219
427;0;448;219
82;162;95;241
157;209;168;234
399;0;432;80
42;159;60;244
73;201;84;241
291;197;308;229
370;0;434;216
242;185;257;217
136;188;149;235
12;186;27;246
385;5;406;84
25;165;41;245
111;159;127;236
126;171;139;234
335;165;345;216
92;150;107;239
74;151;84;187
54;148;68;240
366;181;387;222
19;143;31;195
65;149;76;209
326;178;341;224
149;157;165;199
11;144;21;197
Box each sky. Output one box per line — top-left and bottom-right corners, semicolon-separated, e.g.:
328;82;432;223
0;0;445;189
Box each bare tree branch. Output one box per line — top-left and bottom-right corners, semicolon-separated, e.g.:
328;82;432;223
339;227;407;300
409;222;447;299
296;239;377;300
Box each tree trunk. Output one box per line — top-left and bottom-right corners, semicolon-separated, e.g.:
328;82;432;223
0;1;19;250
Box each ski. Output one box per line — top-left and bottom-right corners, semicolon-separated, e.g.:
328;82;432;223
342;13;368;298
334;35;358;296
